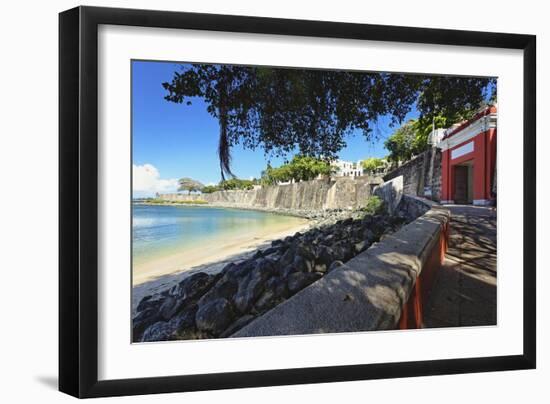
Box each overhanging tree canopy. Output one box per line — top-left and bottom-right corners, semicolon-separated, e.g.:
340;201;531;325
163;64;495;179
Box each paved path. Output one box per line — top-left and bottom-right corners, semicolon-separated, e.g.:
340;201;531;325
424;205;497;328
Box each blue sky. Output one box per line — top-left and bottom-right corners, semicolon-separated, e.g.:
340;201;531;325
132;60;418;196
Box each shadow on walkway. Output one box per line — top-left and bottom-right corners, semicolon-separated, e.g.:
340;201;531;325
424;205;497;328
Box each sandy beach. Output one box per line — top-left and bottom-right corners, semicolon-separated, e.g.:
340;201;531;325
132;218;310;286
132;219;310;315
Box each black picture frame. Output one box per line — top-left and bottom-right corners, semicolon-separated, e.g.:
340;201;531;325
59;5;536;398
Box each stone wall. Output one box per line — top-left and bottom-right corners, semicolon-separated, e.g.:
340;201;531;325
373;176;404;215
159;176;384;211
384;147;441;201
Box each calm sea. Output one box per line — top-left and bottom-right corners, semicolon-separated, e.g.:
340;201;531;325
132;204;304;268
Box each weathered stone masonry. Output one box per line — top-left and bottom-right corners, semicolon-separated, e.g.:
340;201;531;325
383;147;442;202
159;176;383;211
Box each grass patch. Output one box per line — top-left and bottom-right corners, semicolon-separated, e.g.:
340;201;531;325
144;199;209;205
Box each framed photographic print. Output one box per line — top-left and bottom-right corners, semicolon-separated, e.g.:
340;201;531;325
59;6;536;398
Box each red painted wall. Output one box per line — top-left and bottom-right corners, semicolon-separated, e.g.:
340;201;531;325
398;221;449;329
473;133;487;201
440;128;497;204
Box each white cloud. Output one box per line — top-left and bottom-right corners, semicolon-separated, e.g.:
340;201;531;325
133;164;178;196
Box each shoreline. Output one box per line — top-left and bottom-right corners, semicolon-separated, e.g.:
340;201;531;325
131;202;368;315
133;201;327;219
132;218;310;312
132;244;262;316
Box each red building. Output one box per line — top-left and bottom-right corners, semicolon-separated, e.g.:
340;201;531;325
438;105;497;205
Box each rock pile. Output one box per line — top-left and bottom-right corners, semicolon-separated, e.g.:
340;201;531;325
133;213;407;342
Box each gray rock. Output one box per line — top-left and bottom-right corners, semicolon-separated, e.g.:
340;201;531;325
278;247;296;268
170;272;215;301
141;321;174;342
341;217;353;225
197;275;238;307
254;289;278;312
271;239;284;247
303;258;315;273
136;294;163;313
292;255;307;272
171;305;200;340
353;240;369;254
296;242;316;261
314;262;327;273
262;246;280;256
132;308;160;342
281;264;299;278
317;245;336;266
195;298;235;335
233;264;271;313
141;304;199;342
159;296;179;320
254;277;288;312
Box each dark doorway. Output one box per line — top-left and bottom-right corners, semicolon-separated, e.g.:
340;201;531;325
454;164;473;204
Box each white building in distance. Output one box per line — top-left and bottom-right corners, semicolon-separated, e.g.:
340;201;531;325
331;159;365;177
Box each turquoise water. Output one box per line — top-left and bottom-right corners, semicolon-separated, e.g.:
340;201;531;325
132;204;304;268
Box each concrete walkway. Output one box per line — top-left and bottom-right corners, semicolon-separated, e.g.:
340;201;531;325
424;205;497;327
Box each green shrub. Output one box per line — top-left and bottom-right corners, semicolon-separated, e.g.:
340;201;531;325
201;185;220;193
219;178;255;190
361;157;385;174
363;195;385;216
177;199;208;205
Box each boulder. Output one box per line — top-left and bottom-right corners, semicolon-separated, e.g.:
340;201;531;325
141;304;199;342
291;255;308;272
255;290;282;313
262;246;281;256
362;228;376;242
233;261;272;313
281;264;299;278
195;298;235;335
271;239;284;248
135;294;163;313
278;247;296;268
159;296;179;320
171;305;200;340
140;321;174;342
317;245;336;266
170;272;215;301
353;239;369;254
197;274;239;307
254;276;288;312
314;262;327;273
132;308;160;342
296;242;316;261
